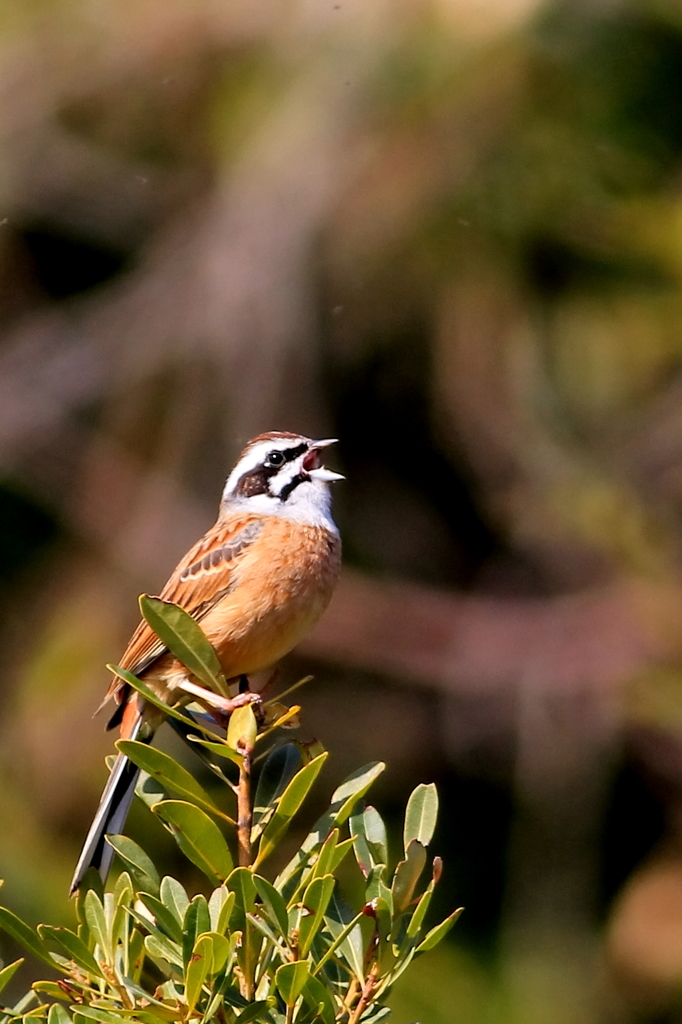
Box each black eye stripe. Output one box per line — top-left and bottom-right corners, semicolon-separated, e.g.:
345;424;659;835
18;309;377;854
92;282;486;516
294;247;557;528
282;443;308;463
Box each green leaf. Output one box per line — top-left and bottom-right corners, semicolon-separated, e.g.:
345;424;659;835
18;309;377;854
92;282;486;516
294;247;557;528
403;784;438;853
298;874;335;957
314;905;365;981
252;743;302;841
235;1002;274;1023
202;931;231;974
47;1006;72;1024
363;806;388;865
138;892;183;945
253;875;289;938
183;895;211;969
405;880;435;940
144;932;183;971
226;705;258;752
104;834;160;894
139;595;226;694
68;1008;128;1023
0;908;55;968
184;932;212;1014
153;800;233;884
254;752;328;867
118;740;232;824
301;974;335;1024
187;736;243;767
392;840;426;915
106;665;217;739
38;926;101;977
160;876;189;927
0;958;23;995
208;885;235;934
415;907;463;952
227;867;257;925
275;961;310;1006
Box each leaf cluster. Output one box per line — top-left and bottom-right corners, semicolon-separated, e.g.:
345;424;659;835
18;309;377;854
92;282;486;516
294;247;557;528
0;598;461;1023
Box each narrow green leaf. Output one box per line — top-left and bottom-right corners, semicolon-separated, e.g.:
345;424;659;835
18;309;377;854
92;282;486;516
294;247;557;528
301;974;335;1024
392;840;426;915
253;875;289;938
275;961;310;1006
129;926;145;984
144;932;183;970
208;885;233;933
183;895;211;969
415;907;463;952
0;958;23;995
139;595;226;694
235;1002;274;1023
153;800;233;884
38;926;101;977
118;740;232;824
227;867;257;924
403;783;439;854
254;753;328;867
314;907;365;980
67;1007;128;1023
138;892;183;945
226;705;258;752
0;908;55;968
298;874;335;957
363;806;388;865
185;932;212;1014
104;834;160;894
405;880;435;940
187;737;243;767
311;829;339;880
160;876;189;926
202;931;231;974
252;744;302;841
245;912;288;962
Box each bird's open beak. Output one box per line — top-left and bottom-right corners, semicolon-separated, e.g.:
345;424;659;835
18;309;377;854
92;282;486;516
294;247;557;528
303;438;345;481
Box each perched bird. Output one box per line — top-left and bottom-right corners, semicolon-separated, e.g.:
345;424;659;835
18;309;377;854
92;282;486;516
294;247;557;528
70;431;343;893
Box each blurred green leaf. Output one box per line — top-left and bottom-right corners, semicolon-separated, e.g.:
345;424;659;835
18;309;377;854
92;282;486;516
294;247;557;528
298;874;335;957
153;801;233;884
118;740;233;825
252;743;302;841
301;973;335;1024
139;595;227;695
415;907;463;952
235;1001;273;1023
183;895;211;969
138;892;183;945
227;704;258;751
104;834;160;895
392;840;426;916
0;908;55;968
47;1005;72;1024
405;880;435;940
403;784;438;853
254;753;328;867
38;926;101;977
275;960;310;1006
253;875;289;938
184;932;212;1014
0;958;23;995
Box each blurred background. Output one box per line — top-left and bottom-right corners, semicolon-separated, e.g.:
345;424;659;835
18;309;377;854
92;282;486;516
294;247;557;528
4;0;682;1020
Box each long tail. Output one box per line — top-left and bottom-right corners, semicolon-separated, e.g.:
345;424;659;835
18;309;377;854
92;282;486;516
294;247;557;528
70;707;145;895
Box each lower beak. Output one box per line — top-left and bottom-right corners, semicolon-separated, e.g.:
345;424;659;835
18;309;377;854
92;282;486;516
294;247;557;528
303;438;344;481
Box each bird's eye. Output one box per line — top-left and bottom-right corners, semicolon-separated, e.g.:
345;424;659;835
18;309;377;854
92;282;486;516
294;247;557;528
265;450;285;467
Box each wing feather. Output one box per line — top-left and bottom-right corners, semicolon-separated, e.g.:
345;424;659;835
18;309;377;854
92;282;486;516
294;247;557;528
115;515;264;682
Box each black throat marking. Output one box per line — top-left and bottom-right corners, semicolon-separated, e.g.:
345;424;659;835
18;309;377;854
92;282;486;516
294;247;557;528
278;472;306;502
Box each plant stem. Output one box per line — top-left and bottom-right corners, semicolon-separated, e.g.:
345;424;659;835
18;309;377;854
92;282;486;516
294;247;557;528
348;963;379;1024
237;746;253;866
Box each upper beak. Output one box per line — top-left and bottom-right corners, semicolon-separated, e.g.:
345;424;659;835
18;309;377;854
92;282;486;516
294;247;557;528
303;438;345;481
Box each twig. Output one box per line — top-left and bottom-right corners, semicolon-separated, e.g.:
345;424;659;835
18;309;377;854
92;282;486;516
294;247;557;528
237;742;253;867
347;963;379;1024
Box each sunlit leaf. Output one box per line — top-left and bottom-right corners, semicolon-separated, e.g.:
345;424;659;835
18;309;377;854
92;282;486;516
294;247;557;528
252;743;302;840
226;704;258;752
252;875;289;938
104;834;160;895
392;840;426;916
0;958;23;995
139;595;227;694
403;784;438;853
322;892;365;982
184;932;212;1014
183;895;211;969
254;753;328;867
187;736;243;767
415;907;464;952
208;885;234;934
118;740;232;824
38;926;101;977
153;801;233;884
47;1005;72;1024
405;880;435;940
298;874;335;957
301;974;335;1024
0;908;55;968
275;960;310;1006
137;893;183;945
160;876;190;927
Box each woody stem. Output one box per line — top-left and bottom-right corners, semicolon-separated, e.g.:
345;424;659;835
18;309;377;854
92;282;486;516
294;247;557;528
237;745;252;867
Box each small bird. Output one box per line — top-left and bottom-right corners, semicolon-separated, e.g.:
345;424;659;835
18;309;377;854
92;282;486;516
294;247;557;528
70;431;343;893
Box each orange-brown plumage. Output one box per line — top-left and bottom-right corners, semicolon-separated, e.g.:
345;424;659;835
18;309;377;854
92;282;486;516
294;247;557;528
71;432;343;893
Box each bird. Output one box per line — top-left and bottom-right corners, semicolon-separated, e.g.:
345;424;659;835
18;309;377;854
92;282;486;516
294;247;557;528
70;431;343;893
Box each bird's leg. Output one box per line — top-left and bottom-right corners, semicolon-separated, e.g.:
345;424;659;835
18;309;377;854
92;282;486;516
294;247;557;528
238;674;249;694
177;678;261;718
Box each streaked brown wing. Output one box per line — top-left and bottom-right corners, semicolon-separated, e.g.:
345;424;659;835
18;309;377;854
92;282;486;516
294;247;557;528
116;515;264;680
